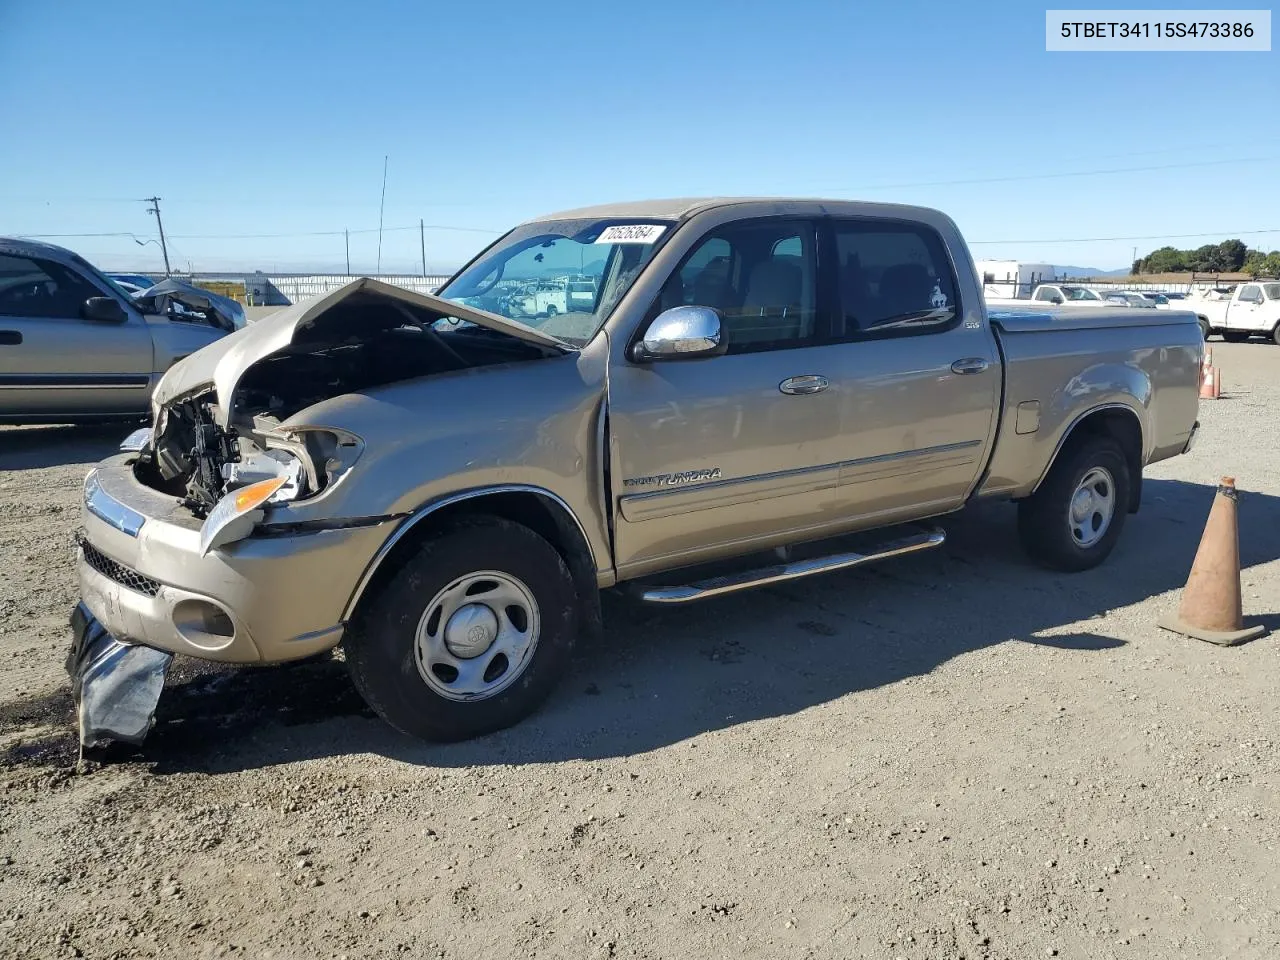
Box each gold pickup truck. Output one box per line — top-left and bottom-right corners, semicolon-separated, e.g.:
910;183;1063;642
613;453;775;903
68;198;1203;747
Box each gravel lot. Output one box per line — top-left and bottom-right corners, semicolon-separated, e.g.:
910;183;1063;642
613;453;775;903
1;342;1277;960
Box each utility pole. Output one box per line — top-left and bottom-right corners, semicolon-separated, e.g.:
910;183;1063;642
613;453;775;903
419;218;426;278
345;229;351;275
376;155;388;275
144;197;172;276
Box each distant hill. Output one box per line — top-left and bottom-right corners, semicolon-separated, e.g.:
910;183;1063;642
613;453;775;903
1054;265;1129;278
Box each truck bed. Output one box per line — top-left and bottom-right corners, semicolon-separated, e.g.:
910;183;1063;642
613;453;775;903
977;305;1203;501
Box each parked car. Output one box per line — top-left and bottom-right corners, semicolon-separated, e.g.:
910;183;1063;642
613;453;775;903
0;238;240;424
1101;292;1159;309
106;272;159;291
111;280;151;298
68;198;1202;747
1183;281;1280;342
1027;284;1108;305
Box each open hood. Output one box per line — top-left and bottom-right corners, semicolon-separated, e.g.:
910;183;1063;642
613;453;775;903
152;277;574;426
135;277;247;332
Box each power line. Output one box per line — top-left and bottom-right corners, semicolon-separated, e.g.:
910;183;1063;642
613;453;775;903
970;227;1280;245
12;222;502;241
834;155;1278;192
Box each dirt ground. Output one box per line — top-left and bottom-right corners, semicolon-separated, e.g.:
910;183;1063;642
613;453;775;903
1;342;1277;960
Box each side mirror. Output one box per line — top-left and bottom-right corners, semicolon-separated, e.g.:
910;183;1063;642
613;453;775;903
1049;295;1063;305
82;297;127;323
630;305;726;362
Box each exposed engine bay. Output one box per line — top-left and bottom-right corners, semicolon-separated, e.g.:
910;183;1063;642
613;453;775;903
135;292;556;516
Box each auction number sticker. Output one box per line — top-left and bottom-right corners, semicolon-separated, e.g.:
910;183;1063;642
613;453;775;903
596;224;667;244
1046;10;1270;50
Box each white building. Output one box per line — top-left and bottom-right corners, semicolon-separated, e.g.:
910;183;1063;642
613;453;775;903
975;260;1056;299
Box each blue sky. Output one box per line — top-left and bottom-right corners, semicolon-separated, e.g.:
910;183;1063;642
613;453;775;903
2;0;1276;274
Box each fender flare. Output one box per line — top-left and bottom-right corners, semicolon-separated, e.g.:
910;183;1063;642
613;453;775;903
1030;402;1146;509
341;484;598;624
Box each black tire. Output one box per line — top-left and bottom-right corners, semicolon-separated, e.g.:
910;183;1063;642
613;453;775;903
1199;318;1211;340
545;304;558;317
1223;331;1250;343
1017;436;1131;572
344;516;577;742
1272;324;1280;347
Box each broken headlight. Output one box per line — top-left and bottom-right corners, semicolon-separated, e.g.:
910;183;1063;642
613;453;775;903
199;428;364;554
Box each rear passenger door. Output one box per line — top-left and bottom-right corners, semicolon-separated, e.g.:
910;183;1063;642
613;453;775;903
0;253;153;417
821;217;1000;524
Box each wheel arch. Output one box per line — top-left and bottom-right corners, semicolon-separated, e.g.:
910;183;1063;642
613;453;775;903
342;485;602;641
1031;404;1145;513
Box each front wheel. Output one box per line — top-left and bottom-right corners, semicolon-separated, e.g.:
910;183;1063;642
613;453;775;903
1017;436;1131;572
344;516;577;742
1272;324;1280;347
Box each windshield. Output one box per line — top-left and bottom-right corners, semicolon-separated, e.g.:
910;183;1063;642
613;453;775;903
1063;286;1100;300
435;218;673;345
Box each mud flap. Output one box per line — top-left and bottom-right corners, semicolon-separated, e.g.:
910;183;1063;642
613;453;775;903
67;602;173;748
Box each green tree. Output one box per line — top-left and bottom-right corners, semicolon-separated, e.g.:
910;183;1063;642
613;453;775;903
1242;250;1267;277
1217;239;1248;272
1262;251;1280;278
1142;246;1187;273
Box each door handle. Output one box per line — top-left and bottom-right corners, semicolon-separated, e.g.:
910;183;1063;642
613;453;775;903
0;330;21;345
950;357;989;375
779;375;829;396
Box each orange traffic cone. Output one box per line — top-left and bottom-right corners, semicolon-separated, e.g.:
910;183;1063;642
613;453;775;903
1199;363;1221;399
1158;477;1266;646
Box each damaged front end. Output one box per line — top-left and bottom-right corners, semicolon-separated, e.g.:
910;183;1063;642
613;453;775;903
137;277;568;552
138;394;362;554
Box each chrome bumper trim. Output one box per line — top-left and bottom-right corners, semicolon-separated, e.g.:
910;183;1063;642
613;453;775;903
85;469;147;538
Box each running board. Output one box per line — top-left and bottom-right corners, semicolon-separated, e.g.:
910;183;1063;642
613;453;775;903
633;527;946;604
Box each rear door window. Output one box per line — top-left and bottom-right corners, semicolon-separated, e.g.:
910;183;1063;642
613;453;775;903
830;220;959;339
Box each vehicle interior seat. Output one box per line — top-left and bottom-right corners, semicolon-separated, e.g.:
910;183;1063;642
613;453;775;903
729;257;809;346
875;262;933;322
838;252;875;335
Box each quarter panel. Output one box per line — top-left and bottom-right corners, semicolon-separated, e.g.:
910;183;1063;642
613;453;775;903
978;314;1201;498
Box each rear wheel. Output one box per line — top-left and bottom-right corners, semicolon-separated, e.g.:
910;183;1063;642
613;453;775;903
344;516;577;742
1272;324;1280;347
1018;436;1131;572
1199;317;1211;340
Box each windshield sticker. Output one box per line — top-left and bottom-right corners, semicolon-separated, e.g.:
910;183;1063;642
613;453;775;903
595;224;667;245
930;284;950;309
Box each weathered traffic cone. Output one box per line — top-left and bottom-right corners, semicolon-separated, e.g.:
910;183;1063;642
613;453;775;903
1158;477;1267;646
1199;363;1221;400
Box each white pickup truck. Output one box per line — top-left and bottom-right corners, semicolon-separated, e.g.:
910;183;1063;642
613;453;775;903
1182;282;1280;343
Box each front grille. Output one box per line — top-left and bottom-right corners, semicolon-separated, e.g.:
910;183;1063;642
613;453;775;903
81;541;162;597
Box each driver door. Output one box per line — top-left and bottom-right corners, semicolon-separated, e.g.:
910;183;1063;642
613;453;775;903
0;253;153;417
607;218;846;579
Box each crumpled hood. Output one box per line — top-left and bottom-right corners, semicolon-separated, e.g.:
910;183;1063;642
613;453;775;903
151;277;573;426
135;277;246;331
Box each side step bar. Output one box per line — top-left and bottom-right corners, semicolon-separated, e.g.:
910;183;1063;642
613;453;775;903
633;526;946;604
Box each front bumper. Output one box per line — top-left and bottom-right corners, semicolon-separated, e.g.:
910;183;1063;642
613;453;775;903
77;455;393;664
67;602;172;747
